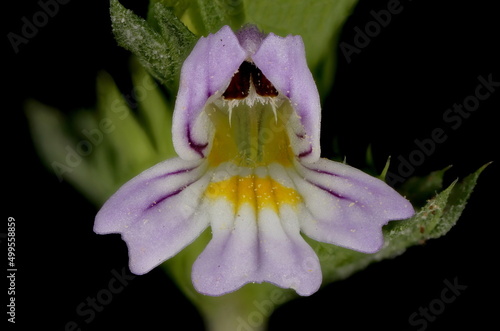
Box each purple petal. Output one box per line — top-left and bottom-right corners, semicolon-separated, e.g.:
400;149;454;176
192;181;321;296
94;158;212;274
236;24;265;56
289;158;414;253
252;33;321;163
172;26;247;160
191;202;259;296
256;207;321;296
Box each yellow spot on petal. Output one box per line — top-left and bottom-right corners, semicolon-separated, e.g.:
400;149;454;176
205;175;302;213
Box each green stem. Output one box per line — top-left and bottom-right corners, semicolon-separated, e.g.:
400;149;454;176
199;288;268;331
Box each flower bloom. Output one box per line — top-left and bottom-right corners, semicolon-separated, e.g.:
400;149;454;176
94;25;414;296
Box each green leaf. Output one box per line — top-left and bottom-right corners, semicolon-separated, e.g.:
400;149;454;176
110;0;196;89
25;60;178;206
154;0;245;36
431;162;491;238
129;58;176;159
306;163;489;284
398;166;452;207
191;0;227;35
96;71;157;181
364;144;390;180
25;100;75;171
147;0;191;25
25;100;114;205
148;2;197;61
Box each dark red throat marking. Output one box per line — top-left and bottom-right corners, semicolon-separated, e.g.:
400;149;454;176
223;61;279;100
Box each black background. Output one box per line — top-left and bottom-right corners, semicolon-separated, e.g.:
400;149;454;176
4;0;499;330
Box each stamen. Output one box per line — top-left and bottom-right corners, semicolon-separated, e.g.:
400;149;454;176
269;98;278;124
228;103;233;127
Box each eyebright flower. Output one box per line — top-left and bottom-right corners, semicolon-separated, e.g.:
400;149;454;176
94;25;414;296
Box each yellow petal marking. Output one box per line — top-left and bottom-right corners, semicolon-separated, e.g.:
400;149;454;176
205;175;302;213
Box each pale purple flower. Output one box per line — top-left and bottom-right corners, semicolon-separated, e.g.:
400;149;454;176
94;25;414;296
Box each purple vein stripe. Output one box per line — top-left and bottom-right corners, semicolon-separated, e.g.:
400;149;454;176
301;165;341;178
147;188;185;210
298;147;312;158
304;178;354;202
146;177;201;211
298;164;355;201
145;164;204;211
187;125;208;157
155;166;199;180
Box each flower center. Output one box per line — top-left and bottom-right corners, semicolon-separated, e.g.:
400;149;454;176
205;62;296;168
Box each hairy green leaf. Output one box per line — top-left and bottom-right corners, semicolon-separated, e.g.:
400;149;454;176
110;0;196;89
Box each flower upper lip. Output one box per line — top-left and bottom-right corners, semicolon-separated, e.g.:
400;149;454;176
172;25;322;163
